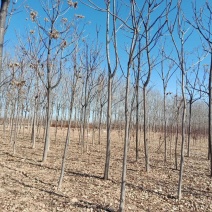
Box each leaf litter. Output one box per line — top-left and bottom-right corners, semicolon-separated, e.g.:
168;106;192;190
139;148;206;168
0;127;212;211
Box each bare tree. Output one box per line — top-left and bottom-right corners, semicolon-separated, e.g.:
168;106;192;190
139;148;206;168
187;0;212;176
175;96;180;169
104;0;119;180
185;64;202;157
134;0;171;172
119;1;140;210
96;74;107;145
158;47;175;162
167;0;191;200
133;39;142;161
6;60;26;154
119;0;171;209
79;0;119;180
58;50;81;189
79;38;103;152
25;0;80;162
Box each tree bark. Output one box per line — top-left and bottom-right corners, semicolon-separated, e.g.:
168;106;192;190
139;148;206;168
187;100;192;157
163;89;167;162
42;87;51;162
31;97;37;149
208;53;212;176
143;86;150;172
0;0;10;85
58;98;74;189
175;105;180;170
104;76;112;180
135;54;140;161
119;64;130;212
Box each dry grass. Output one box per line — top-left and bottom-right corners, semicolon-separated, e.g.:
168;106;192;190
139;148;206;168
0;126;211;211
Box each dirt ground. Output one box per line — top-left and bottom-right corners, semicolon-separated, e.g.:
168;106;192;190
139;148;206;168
0;126;212;211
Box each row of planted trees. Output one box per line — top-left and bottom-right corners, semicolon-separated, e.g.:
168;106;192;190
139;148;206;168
0;0;212;211
1;65;208;146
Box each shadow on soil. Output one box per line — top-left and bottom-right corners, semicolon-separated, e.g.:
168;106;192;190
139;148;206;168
10;176;116;211
67;170;103;180
126;182;176;200
74;199;116;212
10;176;68;199
183;187;212;198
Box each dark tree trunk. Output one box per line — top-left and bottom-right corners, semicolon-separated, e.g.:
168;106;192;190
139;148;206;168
0;0;10;84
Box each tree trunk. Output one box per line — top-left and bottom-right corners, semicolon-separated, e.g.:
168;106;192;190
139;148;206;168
13;99;20;155
10;100;16;144
104;76;112;180
92;109;97;145
79;105;83;145
42;88;51;162
187;100;192;157
178;70;186;200
135;67;140;161
58;100;74;189
175;108;179;170
163;90;167;162
13;92;21;155
0;0;10;84
98;105;103;145
143;86;150;172
31;98;37;149
54;103;60;142
208;53;212;176
3;100;8;139
119;67;130;212
82;103;87;151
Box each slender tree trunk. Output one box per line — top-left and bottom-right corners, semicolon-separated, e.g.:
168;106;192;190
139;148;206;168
42;88;51;162
58;100;74;189
13;114;17;154
13;101;20;155
208;53;212;176
10;100;16;144
82;104;87;151
54;103;60;142
13;93;21;155
98;105;103;145
79;105;83;145
31;98;37;149
164;91;167;162
187;101;192;157
92;109;97;145
0;0;10;84
103;0;118;180
143;86;150;172
135;65;140;161
119;68;130;212
104;76;112;180
178;71;186;200
175;109;179;170
3;101;8;139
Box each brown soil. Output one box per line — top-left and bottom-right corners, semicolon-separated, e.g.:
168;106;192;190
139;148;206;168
0;126;211;211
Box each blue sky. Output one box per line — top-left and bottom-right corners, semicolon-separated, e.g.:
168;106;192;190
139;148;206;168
5;0;210;95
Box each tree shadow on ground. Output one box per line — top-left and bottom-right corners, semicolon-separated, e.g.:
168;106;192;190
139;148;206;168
1;163;55;188
2;151;60;171
3;151;41;163
9;176;116;211
74;199;116;212
2;151;105;182
126;182;176;200
9;176;68;199
183;187;212;198
67;170;103;180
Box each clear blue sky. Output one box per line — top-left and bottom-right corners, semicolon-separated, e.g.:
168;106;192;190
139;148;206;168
5;0;210;95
